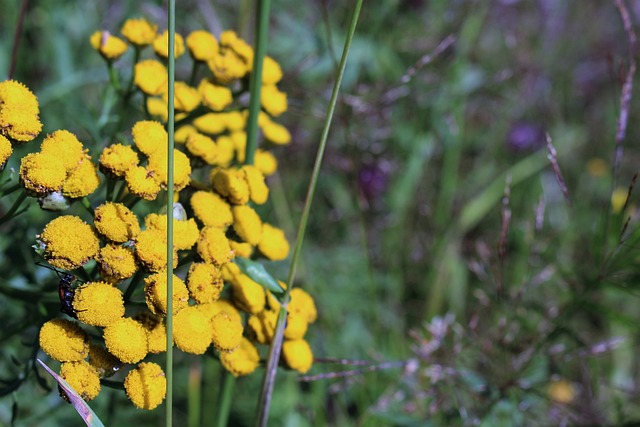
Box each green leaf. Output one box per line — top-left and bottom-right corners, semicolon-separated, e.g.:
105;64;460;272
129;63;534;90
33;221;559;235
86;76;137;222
36;359;105;427
234;258;284;294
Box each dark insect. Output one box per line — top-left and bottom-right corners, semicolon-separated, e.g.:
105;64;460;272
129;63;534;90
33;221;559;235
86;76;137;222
36;262;82;319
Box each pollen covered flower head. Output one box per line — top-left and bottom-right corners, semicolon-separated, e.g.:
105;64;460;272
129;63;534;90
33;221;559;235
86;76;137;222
257;223;290;261
153;30;185;59
0;135;11;167
62;155;101;199
230;240;253;258
231;274;266;315
103;317;149;364
207;50;248;83
73;281;125;327
187;30;218;61
39;318;89;362
262;119;291;145
39;215;99;270
40;130;85;172
198;79;233;111
132;120;167;157
220;30;253;66
185;131;218;164
60;361;101;401
220;337;260;377
19;152;66;196
124;362;166;410
147;149;191;191
190;191;233;229
197;226;234;266
144;270;189;316
90;30;128;60
135;311;167;354
196;299;243;325
88;343;121;379
282;339;313;374
211;311;244;352
232;205;263;245
262;56;283;85
187;262;224;303
248;309;277;344
121;18;157;46
164;82;200;113
125;165;161;201
242;165;269;204
144;213;199;250
261;84;288;117
100;143;139;177
289;288;318;324
173;306;213;355
255;149;278;176
94;202;140;243
134;60;168;96
193;112;227;135
211;167;250;205
135;228;177;272
0;79;42;142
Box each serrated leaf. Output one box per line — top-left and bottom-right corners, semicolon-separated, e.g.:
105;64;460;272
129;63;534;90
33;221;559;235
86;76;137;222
234;258;284;294
36;359;105;427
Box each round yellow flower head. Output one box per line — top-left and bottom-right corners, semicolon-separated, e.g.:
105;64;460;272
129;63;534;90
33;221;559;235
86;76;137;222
193;112;226;135
197;226;234;266
88;343;121;378
262;56;283;85
153;30;185;59
144;213;199;250
62;156;101;199
220;337;260;377
242;165;269;205
164;81;200;113
284;312;309;340
134;59;168;96
147;149;191;191
261;84;288;117
40;129;85;172
215;135;236;166
254;149;278;176
73;281;125;327
211;167;250;205
121;18;158;46
282;339;313;374
221;262;241;282
173;306;213;355
135;311;167;354
39;318;89;362
220;30;254;66
125;165;161;201
39;216;99;270
207;50;248;83
230;240;253;258
144;270;189;316
211;311;243;352
0;80;42;142
248;309;277;344
262;120;291;145
289;288;318;324
185;131;218;164
231;274;266;314
94;202;140;242
147;96;169;122
232;205;263;245
196;299;243;324
135;228;178;272
190;190;233;229
198;79;233;111
187;262;224;304
187;30;218;61
223;111;246;131
257;223;290;261
100;143;139;177
124;362;166;410
174;124;197;144
132;120;167;157
97;244;138;283
548;379;576;404
60;361;101;401
0;135;11;166
103;317;149;364
90;30;128;60
229;131;246;163
19;152;66;196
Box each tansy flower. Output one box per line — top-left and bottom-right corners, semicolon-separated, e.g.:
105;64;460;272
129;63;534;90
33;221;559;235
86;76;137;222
0;79;42;142
185;132;218;164
283;312;309;340
164;81;200;113
282;339;313;374
135;228;178;272
221;262;241;282
88;343;121;378
153;30;185;59
612;187;628;214
548;379;576;404
187;262;224;303
40;130;85;172
196;299;243;325
73;281;125;327
230;240;253;258
135;312;167;354
147;149;191;191
124;362;166;410
220;337;260;377
257;223;290;261
254;149;278;176
262;119;291;145
144;270;189;316
261;84;288;117
19;152;66;196
230;131;247;163
173;306;213;355
62;156;101;199
125;165;161;201
231;274;266;314
211;167;250;205
197;226;234;266
145;213;199;250
198;79;232;111
99;143;139;177
208;51;247;83
242;165;269;205
223;111;246;131
121;18;157;46
134;60;168;96
97;244;138;283
211;311;243;352
60;361;101;401
90;30;128;60
103;317;149;364
39;318;89;362
289;288;318;324
248;309;277;344
262;56;283;85
187;30;218;61
193;112;226;135
215;135;236;166
94;202;140;243
174;124;197;144
232;205;263;245
220;30;253;66
38;216;99;270
0;134;11;167
132;120;167;156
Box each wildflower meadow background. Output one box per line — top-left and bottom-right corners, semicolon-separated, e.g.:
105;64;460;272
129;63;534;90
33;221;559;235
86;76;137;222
2;1;640;426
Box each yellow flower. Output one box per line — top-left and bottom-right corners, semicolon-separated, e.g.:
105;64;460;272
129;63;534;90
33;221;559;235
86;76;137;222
145;213;200;250
40;130;85;172
90;30;128;60
254;149;278;176
221;262;241;282
60;361;101;401
247;309;277;344
39;318;89;362
185;132;218;164
187;30;218;61
262;119;291;145
548;379;576;404
198;79;232;111
289;288;318;324
125;165;161;201
88;343;121;378
231;274;266;314
284;312;309;340
211;311;243;352
261;84;287;117
193;112;226;135
174;124;197;144
94;202;140;242
135;311;166;354
103;317;149;364
97;244;138;283
229;131;247;163
262;56;283;85
197;226;234;266
223;111;246;131
62;155;101;199
74;281;125;327
121;18;158;46
135;228;178;272
220;30;253;66
0;79;42;142
19;152;66;196
282;339;313;374
144;270;189;316
232;205;263;245
132;120;167;156
196;299;243;324
220;337;260;377
0;134;11;166
164;81;200;113
124;362;166;410
208;51;248;83
242;165;269;204
230;240;253;258
257;223;290;261
153;30;185;59
99;143;139;177
215;135;236;166
173;306;213;355
612;187;628;214
187;262;224;303
211;167;250;205
146;96;168;122
134;60;168;96
39;216;99;270
147;149;191;191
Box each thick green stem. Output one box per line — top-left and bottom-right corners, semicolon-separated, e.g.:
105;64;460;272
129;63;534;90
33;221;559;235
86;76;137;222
215;369;236;427
0;191;28;225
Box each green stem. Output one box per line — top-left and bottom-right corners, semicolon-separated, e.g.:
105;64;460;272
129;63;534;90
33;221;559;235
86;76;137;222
189;61;200;87
0;183;21;197
123;269;145;303
0;191;28;225
215;369;236;427
254;1;363;426
107;62;122;93
106;177;116;201
81;197;94;216
188;359;202;427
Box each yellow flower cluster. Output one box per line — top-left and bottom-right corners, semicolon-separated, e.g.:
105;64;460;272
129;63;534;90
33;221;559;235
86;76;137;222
0;79;42;143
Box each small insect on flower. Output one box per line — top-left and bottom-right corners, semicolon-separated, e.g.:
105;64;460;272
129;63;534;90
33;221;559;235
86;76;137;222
37;262;83;319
